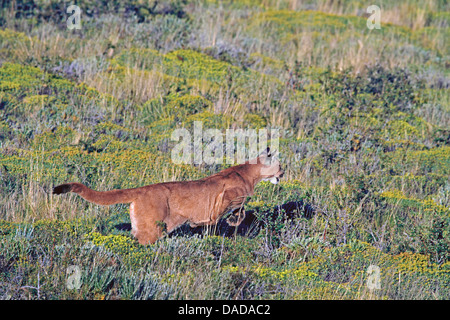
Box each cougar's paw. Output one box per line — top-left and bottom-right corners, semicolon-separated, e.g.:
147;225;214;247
226;211;246;227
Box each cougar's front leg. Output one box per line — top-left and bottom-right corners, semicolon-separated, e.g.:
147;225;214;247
226;207;246;227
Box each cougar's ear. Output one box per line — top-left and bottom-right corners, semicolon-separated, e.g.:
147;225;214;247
259;147;271;157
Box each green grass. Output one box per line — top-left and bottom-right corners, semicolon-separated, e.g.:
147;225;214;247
0;0;449;300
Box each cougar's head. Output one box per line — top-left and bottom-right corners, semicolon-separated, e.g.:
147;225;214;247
258;148;284;184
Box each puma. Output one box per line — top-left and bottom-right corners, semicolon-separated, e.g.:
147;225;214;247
53;148;283;244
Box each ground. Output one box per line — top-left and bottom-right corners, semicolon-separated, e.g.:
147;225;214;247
0;0;449;299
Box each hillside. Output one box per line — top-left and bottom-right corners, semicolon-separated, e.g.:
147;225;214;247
0;0;449;300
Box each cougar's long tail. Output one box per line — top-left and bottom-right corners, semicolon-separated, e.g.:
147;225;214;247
53;182;138;205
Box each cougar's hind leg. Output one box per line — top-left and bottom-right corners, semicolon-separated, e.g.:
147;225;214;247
129;200;166;245
130;202;138;238
135;223;162;245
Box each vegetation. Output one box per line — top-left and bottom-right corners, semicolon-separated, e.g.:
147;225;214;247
0;0;449;299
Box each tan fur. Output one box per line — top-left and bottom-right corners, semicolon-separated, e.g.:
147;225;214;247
53;149;283;245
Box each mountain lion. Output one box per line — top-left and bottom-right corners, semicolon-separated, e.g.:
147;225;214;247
53;148;283;244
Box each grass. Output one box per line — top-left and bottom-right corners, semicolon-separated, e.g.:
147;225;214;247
0;0;449;300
